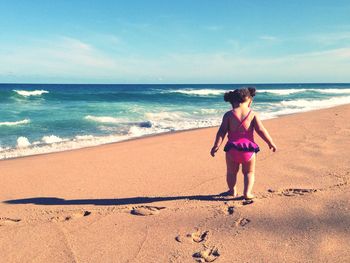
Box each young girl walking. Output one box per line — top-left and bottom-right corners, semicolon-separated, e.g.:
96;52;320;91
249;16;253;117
210;87;277;200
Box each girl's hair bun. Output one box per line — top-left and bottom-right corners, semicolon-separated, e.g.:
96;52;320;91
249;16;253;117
247;87;256;97
224;87;256;105
224;91;234;102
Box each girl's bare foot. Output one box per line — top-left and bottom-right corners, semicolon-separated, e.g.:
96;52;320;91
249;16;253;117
220;189;238;198
244;194;255;200
229;188;238;198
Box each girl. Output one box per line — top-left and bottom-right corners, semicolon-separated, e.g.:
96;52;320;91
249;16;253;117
210;87;276;200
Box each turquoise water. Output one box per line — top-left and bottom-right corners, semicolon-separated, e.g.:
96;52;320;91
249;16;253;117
1;83;350;159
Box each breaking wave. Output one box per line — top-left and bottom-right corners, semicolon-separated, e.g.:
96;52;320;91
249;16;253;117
0;119;30;126
259;88;350;95
13;89;49;97
168;88;226;96
84;115;125;124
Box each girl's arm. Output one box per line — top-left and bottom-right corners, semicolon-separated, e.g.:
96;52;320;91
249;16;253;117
210;113;229;157
253;113;277;152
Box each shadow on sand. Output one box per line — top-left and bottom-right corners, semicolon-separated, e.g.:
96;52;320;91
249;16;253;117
3;192;244;206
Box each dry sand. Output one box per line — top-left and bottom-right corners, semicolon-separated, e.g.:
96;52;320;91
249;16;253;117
0;105;349;263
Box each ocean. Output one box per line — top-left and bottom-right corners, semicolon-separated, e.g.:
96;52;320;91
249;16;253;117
1;83;350;159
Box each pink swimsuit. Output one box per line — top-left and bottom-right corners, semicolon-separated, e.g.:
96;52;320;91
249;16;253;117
224;109;260;163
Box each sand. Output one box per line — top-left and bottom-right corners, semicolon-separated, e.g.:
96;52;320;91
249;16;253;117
0;105;349;263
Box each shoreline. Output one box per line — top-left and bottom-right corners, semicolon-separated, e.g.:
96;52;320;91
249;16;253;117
1;104;349;262
1;103;349;161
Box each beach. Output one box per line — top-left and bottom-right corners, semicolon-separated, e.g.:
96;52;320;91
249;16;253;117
0;104;349;262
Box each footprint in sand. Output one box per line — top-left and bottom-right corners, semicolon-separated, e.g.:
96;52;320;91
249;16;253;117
51;210;91;222
242;199;255;205
130;206;165;216
226;206;235;215
221;204;236;215
235;217;251;227
281;188;317;197
193;246;220;262
190;230;209;243
175;229;209;243
224;199;254;211
0;217;21;226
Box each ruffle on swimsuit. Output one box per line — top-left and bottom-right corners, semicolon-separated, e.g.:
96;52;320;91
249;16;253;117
224;138;260;153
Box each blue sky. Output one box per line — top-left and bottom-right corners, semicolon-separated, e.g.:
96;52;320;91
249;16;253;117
1;0;350;83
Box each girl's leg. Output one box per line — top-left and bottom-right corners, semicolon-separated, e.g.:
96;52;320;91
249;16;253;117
225;152;240;196
242;153;256;199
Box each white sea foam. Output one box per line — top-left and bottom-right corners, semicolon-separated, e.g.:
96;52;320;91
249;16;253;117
84;115;124;124
97;126;120;132
199;108;221;114
313;88;350;94
144;111;185;121
128;125;159;137
75;135;95;140
255;95;350;119
42;135;66;144
0;134;128;160
279;96;350;109
169;88;350;96
0;116;221;160
17;137;31;148
0;146;10;152
13;89;49;97
259;89;307;95
169;88;226;96
164;87;350;97
0;119;30;126
259;88;350;95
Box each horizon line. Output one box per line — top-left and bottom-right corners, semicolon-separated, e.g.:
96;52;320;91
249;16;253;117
1;82;350;86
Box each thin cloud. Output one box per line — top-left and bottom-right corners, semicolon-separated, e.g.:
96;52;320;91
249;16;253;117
0;36;350;83
0;36;118;78
306;32;350;46
60;36;93;51
294;47;350;59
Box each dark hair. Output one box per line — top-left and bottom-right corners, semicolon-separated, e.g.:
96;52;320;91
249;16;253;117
224;87;256;105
